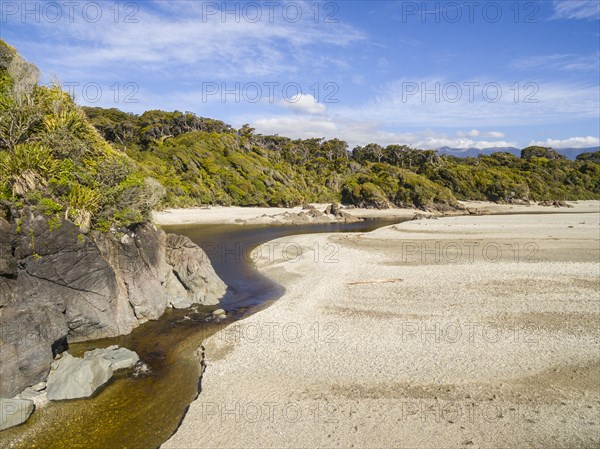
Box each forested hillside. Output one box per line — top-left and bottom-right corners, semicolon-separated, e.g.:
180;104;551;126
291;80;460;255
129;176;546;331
83;106;600;211
1;35;597;224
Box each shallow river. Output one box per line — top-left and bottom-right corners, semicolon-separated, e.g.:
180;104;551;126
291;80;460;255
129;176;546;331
3;218;404;449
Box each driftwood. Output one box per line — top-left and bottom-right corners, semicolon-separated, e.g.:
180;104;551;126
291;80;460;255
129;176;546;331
346;278;404;286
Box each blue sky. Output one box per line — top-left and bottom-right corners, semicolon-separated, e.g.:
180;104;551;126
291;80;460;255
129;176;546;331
1;0;599;149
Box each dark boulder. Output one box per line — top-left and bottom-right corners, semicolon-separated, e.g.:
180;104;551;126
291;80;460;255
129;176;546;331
0;210;226;397
0;305;67;398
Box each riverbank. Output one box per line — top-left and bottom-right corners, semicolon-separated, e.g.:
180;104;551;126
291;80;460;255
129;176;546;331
164;209;600;448
153;200;600;226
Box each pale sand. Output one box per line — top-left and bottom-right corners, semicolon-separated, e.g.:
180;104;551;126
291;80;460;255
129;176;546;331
153;201;599;226
164;210;600;449
153;203;418;226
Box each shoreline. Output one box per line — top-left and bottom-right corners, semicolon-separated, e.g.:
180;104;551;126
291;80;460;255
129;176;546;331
164;207;600;448
153;200;600;226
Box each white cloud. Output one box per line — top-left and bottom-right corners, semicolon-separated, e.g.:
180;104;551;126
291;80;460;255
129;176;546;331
334;78;600;128
552;1;600;20
456;129;506;139
15;0;366;81
253;116;337;138
510;53;600;72
250;110;516;149
283;94;327;115
528;136;600;148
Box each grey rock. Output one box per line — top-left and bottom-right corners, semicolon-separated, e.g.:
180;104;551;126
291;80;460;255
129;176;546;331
112;223;170;323
46;352;113;400
212;308;227;317
0;217;16;277
335;211;361;223
0;277;15;309
16;387;48;409
0;305;68;398
32;382;47;392
325;203;341;215
165;270;193;309
166;234;226;306
0;397;34;431
0;210;226;397
84;347;139;371
170;296;194;309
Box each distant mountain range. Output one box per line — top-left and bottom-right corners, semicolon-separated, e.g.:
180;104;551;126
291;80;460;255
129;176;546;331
436;146;599;160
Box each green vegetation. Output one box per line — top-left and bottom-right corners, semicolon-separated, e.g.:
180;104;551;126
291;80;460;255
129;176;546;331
83;105;600;210
0;40;163;231
1;39;598;229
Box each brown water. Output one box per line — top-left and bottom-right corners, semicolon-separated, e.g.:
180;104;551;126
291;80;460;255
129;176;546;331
2;218;404;449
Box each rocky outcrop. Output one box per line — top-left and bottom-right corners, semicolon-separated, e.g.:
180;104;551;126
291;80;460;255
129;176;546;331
0;304;67;403
15;382;48;410
0;209;226;398
0;397;34;431
45;346;140;401
236;204;362;226
46;352;113;401
538;200;574;208
84;346;139;371
165;234;224;306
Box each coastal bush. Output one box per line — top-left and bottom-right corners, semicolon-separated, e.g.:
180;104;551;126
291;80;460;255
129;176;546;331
395;169;457;209
0;40;165;230
0;143;61;196
85;103;600;207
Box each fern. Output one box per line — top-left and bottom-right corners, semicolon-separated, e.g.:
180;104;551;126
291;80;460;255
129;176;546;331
0;143;60;196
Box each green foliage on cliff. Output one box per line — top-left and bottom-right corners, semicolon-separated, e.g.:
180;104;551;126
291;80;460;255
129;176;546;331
0;40;164;230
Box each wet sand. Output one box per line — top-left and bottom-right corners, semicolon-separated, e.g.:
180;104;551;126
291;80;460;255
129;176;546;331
164;208;600;448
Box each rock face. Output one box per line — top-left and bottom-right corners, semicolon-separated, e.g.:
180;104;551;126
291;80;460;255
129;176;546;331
84;346;139;371
0;209;226;397
0;397;34;431
46;352;113;401
165;234;224;306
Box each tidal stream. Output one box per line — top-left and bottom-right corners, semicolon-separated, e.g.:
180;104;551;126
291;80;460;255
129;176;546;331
3;218;404;449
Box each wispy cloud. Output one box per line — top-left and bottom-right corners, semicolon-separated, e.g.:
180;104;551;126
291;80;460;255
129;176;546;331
9;0;365;81
334;78;600;128
456;129;506;139
252;112;518;149
254;115;338;137
248;75;598;148
510;53;600;72
551;0;600;20
529;136;600;148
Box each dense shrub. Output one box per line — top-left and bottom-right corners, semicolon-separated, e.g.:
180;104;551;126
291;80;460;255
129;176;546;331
0;40;163;230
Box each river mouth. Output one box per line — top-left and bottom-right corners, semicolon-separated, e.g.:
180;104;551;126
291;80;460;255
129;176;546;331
2;218;406;449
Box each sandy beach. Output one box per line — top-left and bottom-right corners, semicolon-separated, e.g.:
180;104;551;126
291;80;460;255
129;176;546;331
153;201;600;226
164;204;599;448
153;203;416;225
